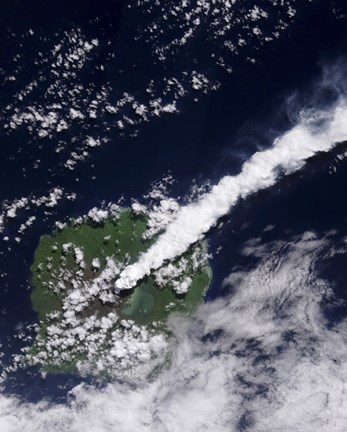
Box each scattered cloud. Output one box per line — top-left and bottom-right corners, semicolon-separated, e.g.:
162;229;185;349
2;232;347;431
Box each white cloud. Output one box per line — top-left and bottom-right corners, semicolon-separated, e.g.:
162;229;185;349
116;99;347;290
2;232;347;431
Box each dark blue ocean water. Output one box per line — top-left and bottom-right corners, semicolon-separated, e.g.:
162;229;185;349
1;0;347;402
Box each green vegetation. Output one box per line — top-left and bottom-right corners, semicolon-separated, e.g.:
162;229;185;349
31;210;151;318
121;266;211;324
29;209;212;374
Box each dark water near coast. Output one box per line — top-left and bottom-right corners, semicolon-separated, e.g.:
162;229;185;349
1;0;347;402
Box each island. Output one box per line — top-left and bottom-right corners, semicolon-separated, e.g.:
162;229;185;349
29;208;212;376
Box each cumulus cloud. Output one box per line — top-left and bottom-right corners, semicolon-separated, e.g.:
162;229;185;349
116;98;347;290
4;62;347;432
2;231;347;431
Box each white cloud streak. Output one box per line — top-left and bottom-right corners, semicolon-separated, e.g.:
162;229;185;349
116;99;347;290
3;70;347;431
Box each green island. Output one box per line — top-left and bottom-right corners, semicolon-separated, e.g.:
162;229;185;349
30;209;212;375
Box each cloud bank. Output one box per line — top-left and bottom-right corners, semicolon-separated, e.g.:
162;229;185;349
3;62;347;432
116;98;347;290
2;231;347;431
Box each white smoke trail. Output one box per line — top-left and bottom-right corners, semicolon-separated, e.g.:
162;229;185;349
116;99;347;290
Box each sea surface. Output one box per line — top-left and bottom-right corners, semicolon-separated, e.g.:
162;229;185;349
1;0;347;408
